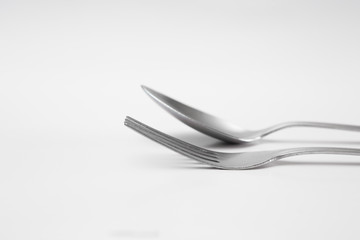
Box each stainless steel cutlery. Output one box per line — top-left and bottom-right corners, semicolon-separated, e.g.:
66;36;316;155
124;86;360;169
125;116;360;169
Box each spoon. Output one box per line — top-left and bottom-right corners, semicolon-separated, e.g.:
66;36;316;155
142;85;360;144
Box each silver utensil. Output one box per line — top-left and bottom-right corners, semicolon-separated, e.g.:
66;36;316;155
142;85;360;144
124;116;360;169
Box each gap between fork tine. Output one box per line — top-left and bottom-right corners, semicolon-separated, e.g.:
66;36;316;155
124;119;220;164
125;116;219;156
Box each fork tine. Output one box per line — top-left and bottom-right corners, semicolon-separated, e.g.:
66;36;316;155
125;122;220;166
127;126;218;161
125;119;220;165
125;119;219;163
125;117;218;160
126;116;219;157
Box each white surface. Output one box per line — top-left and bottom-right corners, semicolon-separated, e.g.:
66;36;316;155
1;0;360;239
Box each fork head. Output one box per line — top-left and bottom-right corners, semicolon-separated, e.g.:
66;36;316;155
124;117;222;167
124;116;278;169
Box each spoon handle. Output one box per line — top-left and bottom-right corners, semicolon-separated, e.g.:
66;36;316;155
262;121;360;137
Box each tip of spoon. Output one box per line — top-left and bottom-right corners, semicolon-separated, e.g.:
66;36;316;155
141;85;149;91
141;85;152;93
141;85;159;97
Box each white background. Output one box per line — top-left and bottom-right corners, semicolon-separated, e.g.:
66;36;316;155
1;0;360;239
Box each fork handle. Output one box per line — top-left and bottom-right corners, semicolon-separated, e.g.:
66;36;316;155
263;121;360;137
277;147;360;160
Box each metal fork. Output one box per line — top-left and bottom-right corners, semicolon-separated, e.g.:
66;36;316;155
124;116;360;169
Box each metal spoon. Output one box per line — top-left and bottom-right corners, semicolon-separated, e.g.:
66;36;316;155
142;85;360;144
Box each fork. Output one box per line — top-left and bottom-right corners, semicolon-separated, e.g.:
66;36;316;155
142;85;360;144
124;116;360;169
